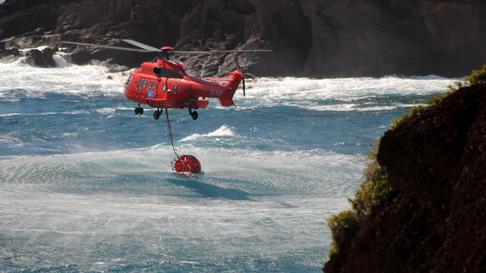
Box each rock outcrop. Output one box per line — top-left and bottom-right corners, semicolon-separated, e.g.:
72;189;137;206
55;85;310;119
324;81;486;272
25;47;57;67
1;0;485;76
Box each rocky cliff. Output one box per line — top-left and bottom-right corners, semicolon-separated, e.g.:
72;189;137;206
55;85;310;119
324;69;486;272
1;0;486;77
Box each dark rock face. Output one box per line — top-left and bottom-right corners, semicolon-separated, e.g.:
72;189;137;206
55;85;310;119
324;85;486;273
25;47;57;67
1;0;485;76
0;40;20;59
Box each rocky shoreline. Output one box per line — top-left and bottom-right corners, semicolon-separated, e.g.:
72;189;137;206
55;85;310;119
1;0;486;77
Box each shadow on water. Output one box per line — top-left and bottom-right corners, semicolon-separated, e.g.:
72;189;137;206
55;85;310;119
45;172;254;202
166;178;253;201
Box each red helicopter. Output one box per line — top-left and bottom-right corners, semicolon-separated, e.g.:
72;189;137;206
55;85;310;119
62;39;270;174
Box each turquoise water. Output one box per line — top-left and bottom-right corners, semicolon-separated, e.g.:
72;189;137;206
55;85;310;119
0;58;451;272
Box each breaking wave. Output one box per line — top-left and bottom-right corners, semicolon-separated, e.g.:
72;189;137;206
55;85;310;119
0;57;127;97
0;58;456;113
181;125;237;141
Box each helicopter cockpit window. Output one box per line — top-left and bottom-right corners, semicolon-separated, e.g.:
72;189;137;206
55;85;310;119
125;73;134;86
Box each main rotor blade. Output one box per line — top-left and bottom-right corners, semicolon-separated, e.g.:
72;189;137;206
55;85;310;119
61;41;151;53
122;39;161;52
173;49;272;55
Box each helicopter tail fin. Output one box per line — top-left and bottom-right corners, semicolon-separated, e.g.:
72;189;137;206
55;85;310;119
219;71;244;107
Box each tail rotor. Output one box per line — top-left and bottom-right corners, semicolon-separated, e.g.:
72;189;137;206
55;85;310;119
242;75;246;97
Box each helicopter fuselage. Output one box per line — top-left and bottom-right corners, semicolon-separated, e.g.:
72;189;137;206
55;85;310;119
124;58;243;109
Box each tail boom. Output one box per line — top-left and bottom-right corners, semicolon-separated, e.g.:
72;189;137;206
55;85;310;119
219;71;244;107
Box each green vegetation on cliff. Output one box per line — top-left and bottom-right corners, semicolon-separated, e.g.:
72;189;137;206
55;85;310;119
466;64;486;86
328;151;394;258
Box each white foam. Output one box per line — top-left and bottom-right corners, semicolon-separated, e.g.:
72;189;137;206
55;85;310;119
96;107;116;115
181;125;237;141
62;132;79;137
0;134;22;146
53;53;71;68
234;76;456;111
0;110;88;117
0;58;127;97
0;59;454;108
302;102;426;112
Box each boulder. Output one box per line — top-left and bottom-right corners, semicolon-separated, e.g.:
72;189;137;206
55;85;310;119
25;47;57;67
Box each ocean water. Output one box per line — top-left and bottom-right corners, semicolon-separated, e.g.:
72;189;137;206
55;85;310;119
0;57;453;272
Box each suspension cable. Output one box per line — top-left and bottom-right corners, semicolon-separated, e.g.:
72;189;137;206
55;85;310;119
164;108;179;158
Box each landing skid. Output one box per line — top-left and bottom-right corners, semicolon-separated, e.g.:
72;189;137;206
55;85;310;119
188;107;198;120
134;104;144;115
153;107;161;120
139;105;198;121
